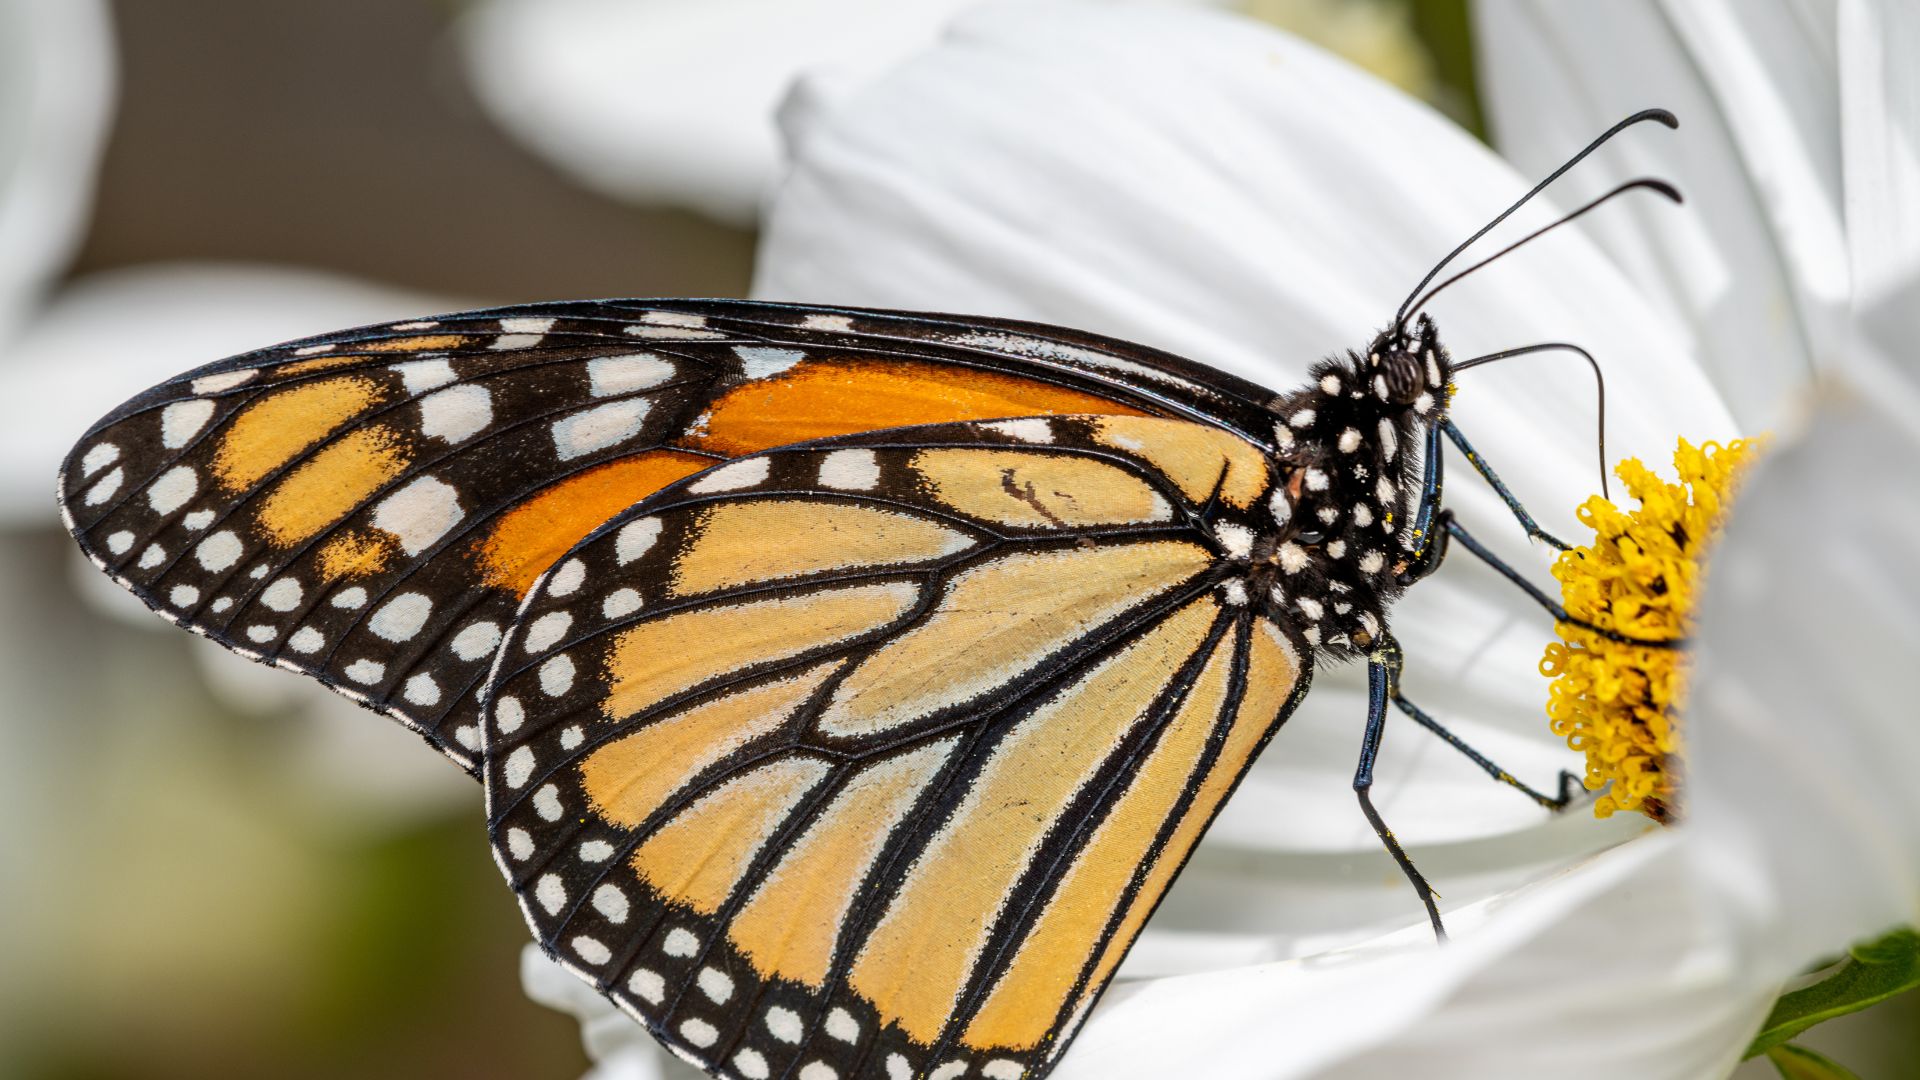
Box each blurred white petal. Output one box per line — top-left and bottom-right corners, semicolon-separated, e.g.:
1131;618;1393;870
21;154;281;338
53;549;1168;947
0;261;459;524
1837;0;1920;322
25;263;473;820
460;0;1238;226
1688;325;1920;978
0;0;115;346
524;947;706;1079
1474;0;1844;428
759;0;1733;850
1069;834;1772;1080
459;0;958;225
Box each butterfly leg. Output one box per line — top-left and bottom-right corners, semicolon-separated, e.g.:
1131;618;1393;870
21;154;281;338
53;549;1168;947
1357;636;1447;942
1442;419;1571;551
1441;514;1683;649
1390;691;1585;811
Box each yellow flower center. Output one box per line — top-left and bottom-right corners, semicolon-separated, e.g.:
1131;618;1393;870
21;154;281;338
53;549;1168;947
1539;437;1764;823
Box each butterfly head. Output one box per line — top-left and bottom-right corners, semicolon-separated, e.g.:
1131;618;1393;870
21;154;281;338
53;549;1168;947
1253;315;1453;656
1363;313;1452;415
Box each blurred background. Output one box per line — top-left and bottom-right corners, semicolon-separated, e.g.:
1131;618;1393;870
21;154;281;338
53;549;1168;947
0;1;1908;1078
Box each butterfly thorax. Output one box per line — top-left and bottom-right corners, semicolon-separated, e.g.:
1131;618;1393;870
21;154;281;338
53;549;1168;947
1245;314;1453;659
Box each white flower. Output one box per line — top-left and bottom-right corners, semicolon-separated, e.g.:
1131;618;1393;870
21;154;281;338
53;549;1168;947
0;0;115;352
456;0;1239;226
535;2;1920;1077
0;4;475;814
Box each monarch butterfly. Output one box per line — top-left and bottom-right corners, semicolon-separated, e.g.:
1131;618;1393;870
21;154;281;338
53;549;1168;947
57;112;1680;1079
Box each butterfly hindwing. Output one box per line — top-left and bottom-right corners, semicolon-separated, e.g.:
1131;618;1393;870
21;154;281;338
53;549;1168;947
57;300;1281;773
482;414;1311;1080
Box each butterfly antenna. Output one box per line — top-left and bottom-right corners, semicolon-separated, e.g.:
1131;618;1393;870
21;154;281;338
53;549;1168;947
1404;178;1682;321
1453;342;1612;501
1392;108;1678;331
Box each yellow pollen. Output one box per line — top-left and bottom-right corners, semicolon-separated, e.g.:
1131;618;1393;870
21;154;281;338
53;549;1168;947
1539;437;1763;823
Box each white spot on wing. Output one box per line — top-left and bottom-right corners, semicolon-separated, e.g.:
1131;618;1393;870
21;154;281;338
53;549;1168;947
419;384;492;442
688;457;770;493
369;592;433;641
734;1048;771;1079
196;530;243;571
801;313;853;331
161;401;216;448
260;577;303;611
602;588;641;618
403;672;440;706
818;448;880;491
535;872;564;912
345;658;385;684
764;1005;802;1042
524;611;574;652
494;696;524;733
372;476;463;555
735;346;806;378
191;369;256;393
552;399;651;460
451;620;501;660
84;467;124;505
628;968;665;1004
641;310;707;328
147;466;199;514
679;1018;719;1048
593;884;630;924
588;353;675;396
616;517;662;564
504;746;536;788
825;1007;859;1043
697;966;732;1003
664;927;700;958
539;654;575;696
391;359;456;392
547;558;586;596
983;418;1053;443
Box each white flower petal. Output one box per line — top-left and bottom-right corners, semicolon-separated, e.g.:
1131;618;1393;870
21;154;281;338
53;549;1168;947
524;946;692;1077
1065;834;1772;1080
1688;370;1920;978
0;0;115;348
1837;0;1920;322
0;262;460;523
1474;0;1839;428
761;0;1732;845
458;0;983;225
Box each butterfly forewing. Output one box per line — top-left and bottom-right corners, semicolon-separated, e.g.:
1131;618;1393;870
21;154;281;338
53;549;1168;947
481;415;1310;1079
57;300;1281;773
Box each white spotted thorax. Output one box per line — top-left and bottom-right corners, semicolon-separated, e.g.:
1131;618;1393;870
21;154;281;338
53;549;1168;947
1240;313;1452;656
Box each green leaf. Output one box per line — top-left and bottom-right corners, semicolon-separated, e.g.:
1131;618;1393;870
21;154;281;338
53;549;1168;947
1745;927;1920;1058
1766;1043;1862;1080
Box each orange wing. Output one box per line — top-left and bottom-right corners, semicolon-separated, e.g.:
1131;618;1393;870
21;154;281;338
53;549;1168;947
482;414;1310;1080
57;300;1282;772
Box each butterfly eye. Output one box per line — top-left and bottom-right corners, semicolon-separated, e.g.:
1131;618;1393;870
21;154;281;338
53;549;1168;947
1382;351;1425;403
1295;529;1326;546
